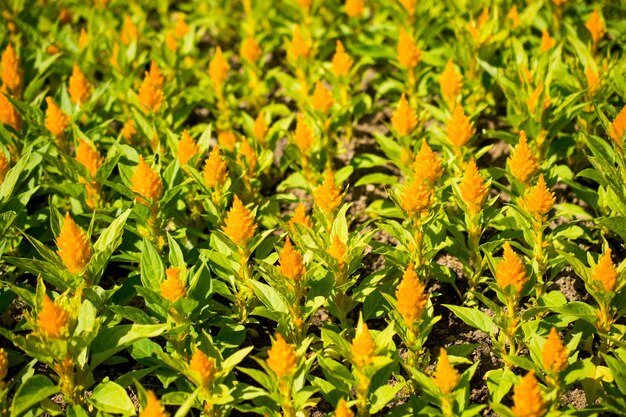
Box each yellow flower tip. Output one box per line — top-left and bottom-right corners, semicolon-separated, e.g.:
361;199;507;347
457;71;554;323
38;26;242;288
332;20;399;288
218;130;238;152
0;151;9;183
294;114;316;154
507;5;521;28
512;370;546;417
121;119;138;142
289;203;313;229
45;97;70;138
110;42;120;69
522;174;555;219
440;59;463;108
312;81;334;113
508;131;538;184
138;61;165;113
56;212;92;274
345;0;364;18
140;390;168;417
202;146;228;189
76;139;103;178
189;349;217;388
209;46;229;86
47;44;61;56
297;0;312;12
68;64;93;105
131;155;164;206
334;398;354;417
331;41;353;77
79;29;89;49
397;28;421;70
37;294;70;339
585;66;600;96
527;82;550;114
267;333;298;379
459;158;488;215
174;15;189;39
0;87;21;131
0;348;7;382
328;235;347;268
160;267;186;303
351;321;375;368
223;196;257;247
391;93;417;136
289;25;311;62
177;130;199;166
165;30;177;53
433;348;460;395
447;104;474;147
279;238;306;281
592;249;618;292
399;0;416;16
314;170;343;215
496;242;528;294
399;177;432;218
396;263;428;326
121;15;138;46
542;327;568;374
540;30;556;53
238;138;257;174
412;140;443;184
585;8;605;45
609;105;626;147
241;37;262;63
1;43;23;96
253;111;268;144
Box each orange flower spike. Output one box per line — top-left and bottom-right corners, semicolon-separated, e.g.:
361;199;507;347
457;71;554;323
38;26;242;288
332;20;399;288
0;151;9;183
328;235;347;268
542;327;568;374
345;0;364;18
238;138;257;174
140;390;168;417
209;47;229;87
110;42;120;69
253;111;268;144
391;93;417;136
399;179;432;217
266;333;298;379
294;114;315;155
511;370;546;417
76;139;103;177
314;170;343;214
331;41;353;77
160;267;186;303
174;16;190;38
395;263;428;326
217;130;237;152
333;398;354;417
351;320;375;368
203;147;228;188
496;242;528;294
399;0;416;16
609;105;626;147
585;66;600;96
0;88;21;131
289;25;311;61
120;15;138;46
79;29;89;50
508;131;538;184
223;196;257;247
433;348;460;395
312;81;335;113
446;104;474;148
1;43;22;96
45;97;70;138
0;348;7;383
165;30;177;52
592;249;618;292
586;8;605;46
290;203;313;229
523;174;555;220
130;156;164;206
507;5;521;28
412;140;443;184
138;61;165;113
177;130;199;166
37;295;70;339
56;212;93;274
440;59;463;109
459;158;489;215
121;119;137;142
279;238;306;281
68;64;93;105
241;37;262;63
540;30;556;53
397;28;421;70
189;349;217;388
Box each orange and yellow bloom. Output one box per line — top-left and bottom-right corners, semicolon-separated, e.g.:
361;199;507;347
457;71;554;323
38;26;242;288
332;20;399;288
56;212;92;274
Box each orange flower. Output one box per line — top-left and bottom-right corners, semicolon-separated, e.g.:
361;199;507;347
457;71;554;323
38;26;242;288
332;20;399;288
76;139;102;177
110;42;120;69
312;81;334;113
507;5;520;28
209;47;229;87
160;267;186;302
522;174;555;220
223;196;257;247
165;30;177;52
177;130;199;165
253;111;268;144
540;30;555;53
294;114;315;154
328;235;347;268
527;82;550;114
203;147;228;188
609;105;626;147
508;131;538;184
45;97;70;138
279;238;305;281
585;8;605;46
447;104;474;147
542;327;568;374
0;348;7;383
0;151;9;183
433;348;460;395
140;390;168;417
79;29;89;49
333;398;354;417
0;87;21;131
218;130;238;152
238;138;257;175
189;349;217;388
290;203;313;229
391;94;417;136
351;320;375;368
68;64;93;105
397;28;421;70
399;178;432;218
395;263;428;326
345;0;364;18
38;295;70;339
267;333;298;379
138;61;165;113
440;59;463;109
1;43;22;96
56;212;92;274
121;119;138;142
120;16;138;46
512;370;546;417
591;249;617;292
459;158;488;215
331;41;353;77
412;140;443;184
314;170;343;214
496;242;528;294
399;0;416;16
585;66;600;96
47;44;60;55
131;156;163;206
174;15;189;38
289;25;311;61
241;37;262;63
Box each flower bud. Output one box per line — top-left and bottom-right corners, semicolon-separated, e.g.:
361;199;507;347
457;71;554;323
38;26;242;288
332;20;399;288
241;37;262;63
294;114;315;154
140;390;168;417
253;111;268;144
0;348;8;383
542;327;568;374
459;158;488;215
0;87;21;131
209;47;229;87
314;170;343;215
512;370;546;417
446;104;474;147
189;349;217;388
399;178;432;218
56;212;92;274
433;348;460;395
121;16;138;46
508;131;538;184
138;61;164;113
76;139;102;178
177;130;199;166
522;174;555;220
391;94;417;136
68;64;92;105
289;203;312;229
609;105;626;148
289;25;311;61
328;235;347;268
395;263;428;326
45;97;70;138
331;41;352;77
160;267;186;303
591;249;617;292
312;81;334;113
131;156;163;207
439;59;463;109
412;140;443;184
279;238;305;281
1;43;22;96
267;333;298;379
223;196;257;247
496;243;528;294
397;28;420;70
585;8;605;46
38;295;69;339
0;150;9;183
351;320;375;368
203;146;228;188
334;398;354;417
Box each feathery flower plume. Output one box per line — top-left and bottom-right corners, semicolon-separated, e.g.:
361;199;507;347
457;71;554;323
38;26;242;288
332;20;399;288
241;37;262;63
223;196;257;247
202;147;228;189
160;267;186;302
507;5;520;28
68;64;92;105
189;349;217;388
138;61;165;113
459;158;488;215
609;105;626;147
297;0;312;12
312;81;334;113
294;114;315;154
165;30;177;52
209;47;229;87
120;16;138;45
440;59;463;109
45;97;70;138
591;249;617;292
110;42;120;69
290;203;313;229
279;238;305;281
56;212;92;274
121;119;138;142
527;82;550;114
267;333;298;379
433;348;460;395
79;29;89;49
412;140;443;184
314;170;343;214
399;179;432;217
218;130;237;152
332;41;353;77
1;43;22;96
391;94;417;136
253;111;268;144
542;327;568;373
333;398;354;417
0;87;21;131
177;130;199;165
400;0;416;16
289;25;311;61
540;30;555;53
397;28;421;70
37;295;69;339
496;243;528;294
585;66;600;96
0;348;7;384
76;139;102;177
328;235;347;268
447;104;474;147
351;320;375;368
585;8;605;46
0;151;8;183
140;391;168;417
522;174;555;220
508;131;538;184
238;138;257;175
395;263;428;326
131;156;163;207
345;0;364;18
512;370;546;417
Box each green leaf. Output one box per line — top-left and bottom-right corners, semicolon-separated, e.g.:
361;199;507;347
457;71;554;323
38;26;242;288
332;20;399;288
445;305;494;334
604;355;626;396
11;375;59;417
140;238;165;292
90;324;168;369
370;383;404;414
222;346;254;373
88;381;136;416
